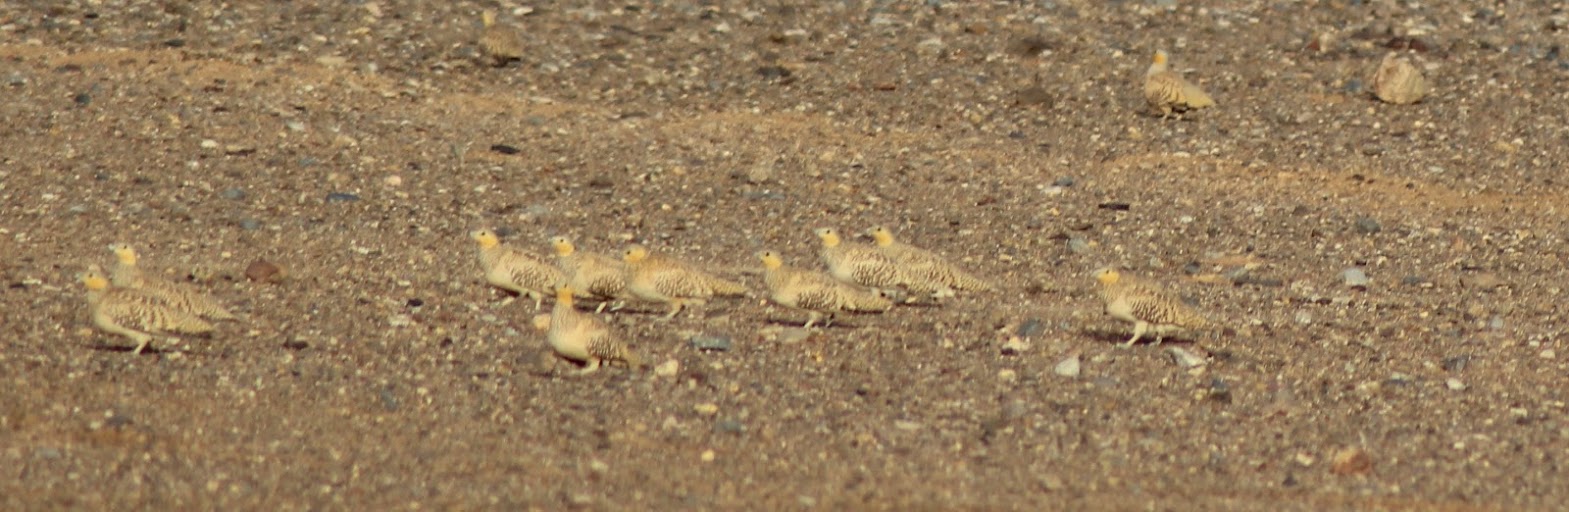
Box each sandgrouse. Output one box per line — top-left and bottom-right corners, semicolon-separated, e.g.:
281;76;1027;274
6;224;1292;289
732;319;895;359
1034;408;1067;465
1093;267;1211;347
866;226;991;298
471;229;563;310
1143;50;1216;117
622;245;747;318
81;266;213;354
757;250;892;328
108;243;237;321
478;10;524;66
546;286;641;374
549;236;627;313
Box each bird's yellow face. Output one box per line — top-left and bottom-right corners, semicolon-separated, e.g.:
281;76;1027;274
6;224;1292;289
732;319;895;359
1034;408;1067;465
815;228;841;247
866;227;894;247
622;245;649;264
80;270;110;291
549;236;574;256
1152;50;1168;66
108;243;138;265
554;285;575;305
756;250;783;270
470;229;500;248
1093;267;1122;285
481;10;498;28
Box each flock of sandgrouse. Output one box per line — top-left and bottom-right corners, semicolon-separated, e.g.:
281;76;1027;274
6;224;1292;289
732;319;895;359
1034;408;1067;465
74;14;1436;368
79;227;1211;373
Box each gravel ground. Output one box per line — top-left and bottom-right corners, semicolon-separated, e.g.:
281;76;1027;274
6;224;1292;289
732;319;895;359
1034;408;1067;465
3;1;1568;509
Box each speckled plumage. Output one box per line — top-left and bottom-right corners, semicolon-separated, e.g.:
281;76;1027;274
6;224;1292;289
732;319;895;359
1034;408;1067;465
622;245;747;318
472;229;563;310
758;250;892;328
815;228;910;294
478;10;524;66
550;236;627;313
1144;50;1215;117
866;227;991;298
108;243;237;321
547;287;640;374
82;267;213;354
1094;267;1211;347
1370;52;1429;105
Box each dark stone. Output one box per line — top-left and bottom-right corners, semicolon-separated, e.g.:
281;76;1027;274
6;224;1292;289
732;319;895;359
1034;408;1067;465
490;144;520;155
1354;217;1381;234
756;65;792;79
1015;318;1045;338
326;192;360;203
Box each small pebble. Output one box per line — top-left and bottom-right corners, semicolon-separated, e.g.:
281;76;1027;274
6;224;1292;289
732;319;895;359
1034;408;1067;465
220;188;246;200
1000;337;1029;355
715;419;745;434
1354;217;1381;234
1445;378;1466;391
693;403;720;416
244;259;283;283
326;192;361;203
1053;353;1081;377
700;449;716;462
1342;268;1370;288
997;368;1018;382
690;335;732;351
1067;237;1091;254
1015;318;1045;338
1166;347;1207;369
1330;447;1373;475
1206;378;1232;403
654;359;680;377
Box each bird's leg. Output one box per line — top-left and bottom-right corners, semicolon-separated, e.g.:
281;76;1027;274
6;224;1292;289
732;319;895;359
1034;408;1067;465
594;301;609;314
803;313;820;329
1122;321;1149;347
132;336;151;355
823;313;836;328
578;359;602;375
664;301;685;319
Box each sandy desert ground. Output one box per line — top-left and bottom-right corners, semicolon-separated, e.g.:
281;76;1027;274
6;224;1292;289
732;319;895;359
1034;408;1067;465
3;0;1568;510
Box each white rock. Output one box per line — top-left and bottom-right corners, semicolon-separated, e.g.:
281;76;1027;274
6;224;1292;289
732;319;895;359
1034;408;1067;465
1166;347;1207;369
654;359;680;378
1053;353;1081;377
